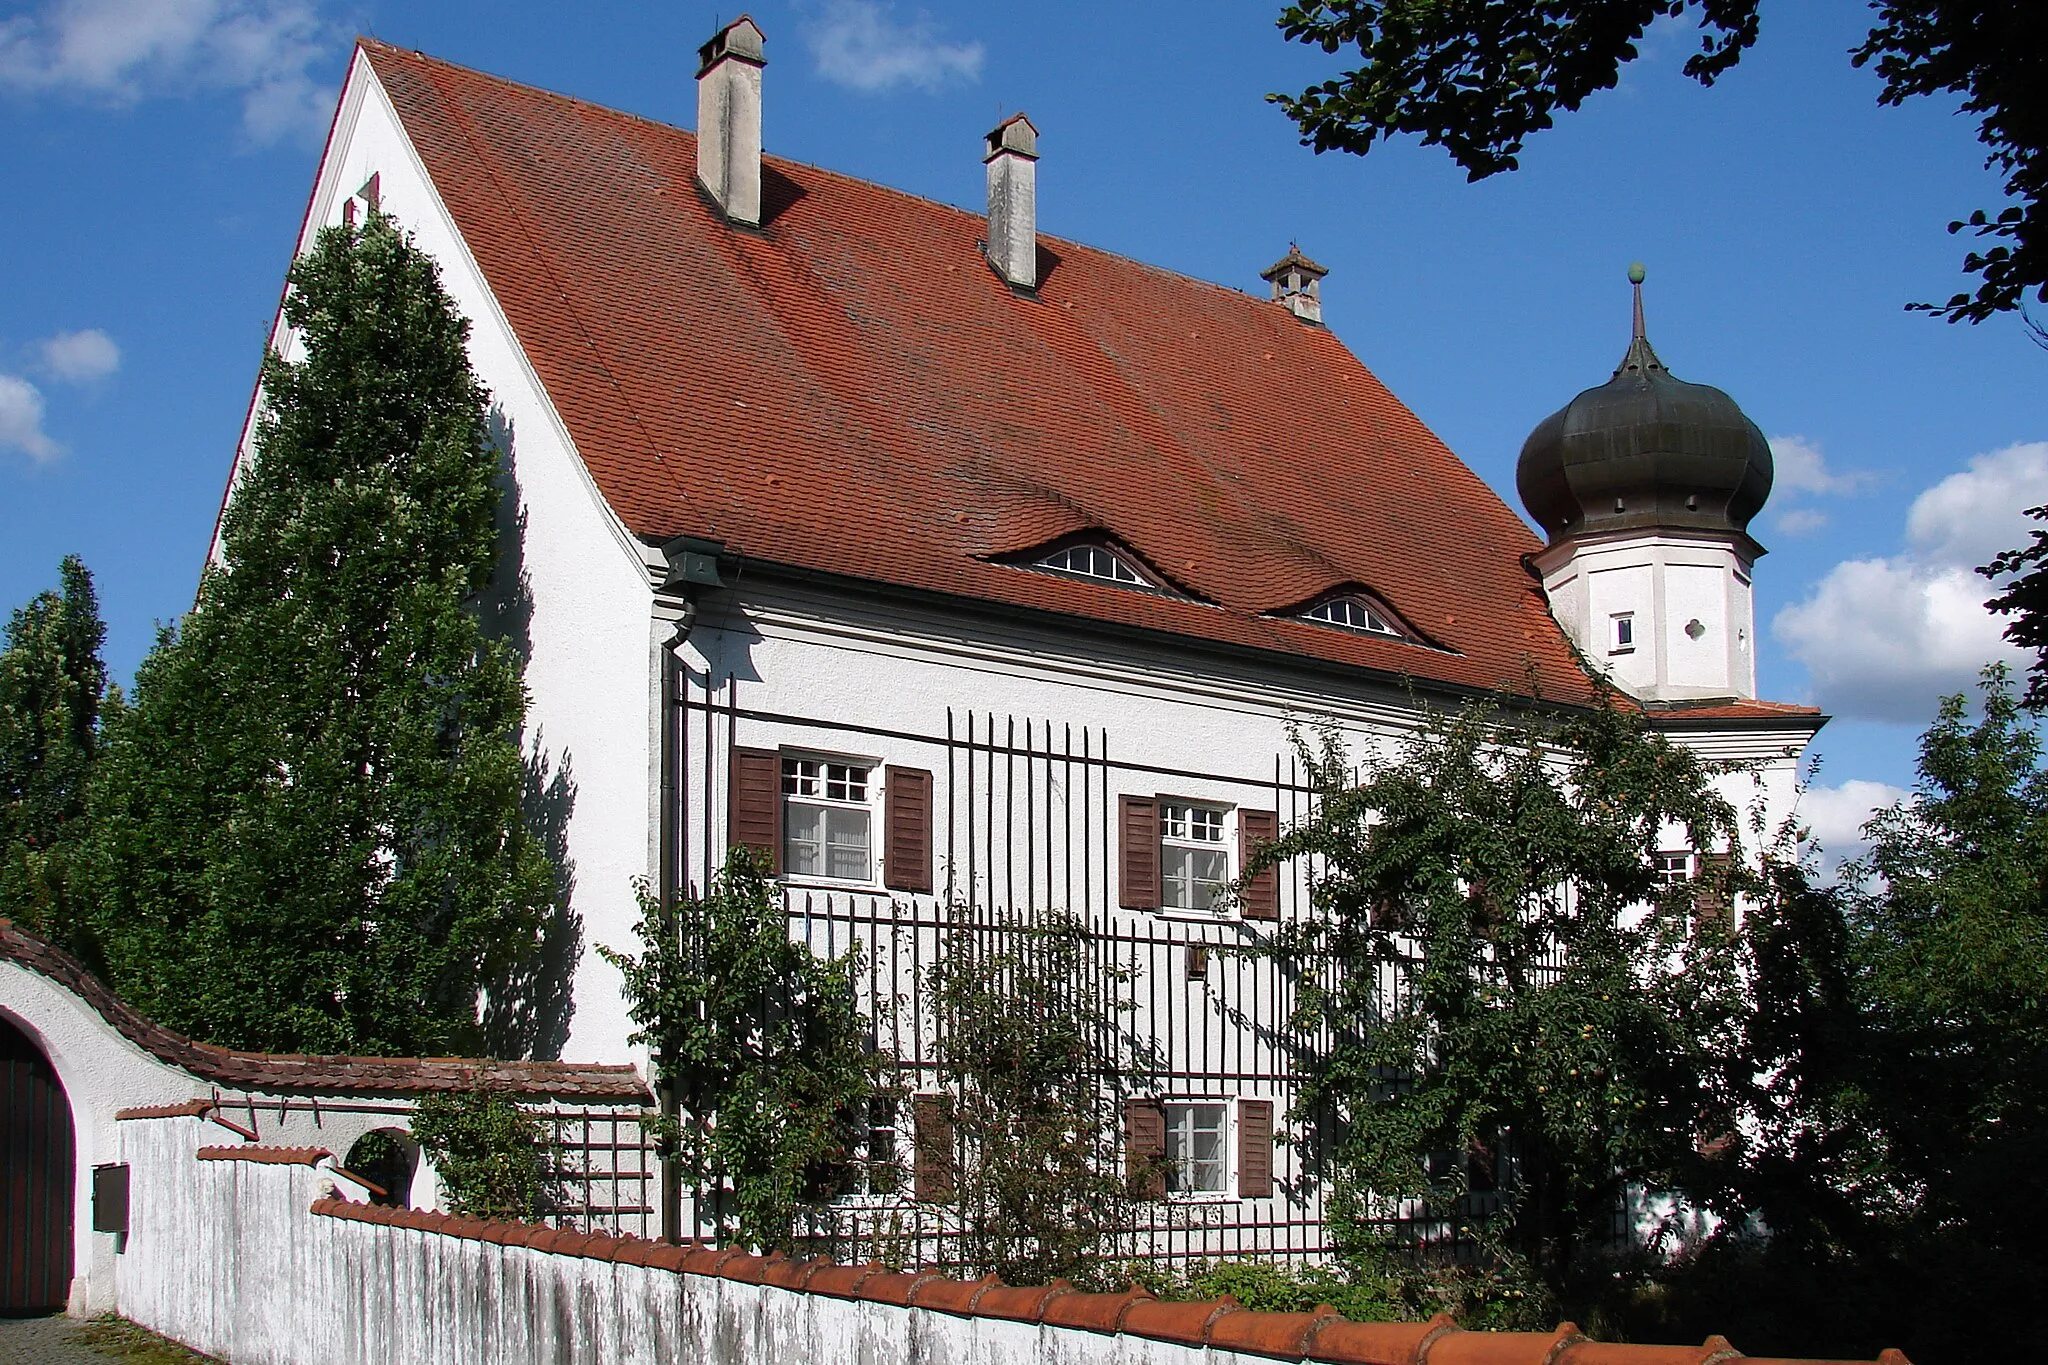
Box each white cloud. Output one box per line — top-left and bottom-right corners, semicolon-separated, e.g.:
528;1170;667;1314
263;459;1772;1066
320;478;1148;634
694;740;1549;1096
0;374;59;462
1798;778;1907;852
0;0;336;145
1773;507;1829;536
39;328;120;383
1796;777;1910;879
805;0;983;93
1905;441;2048;572
1773;441;2045;722
1769;434;1868;497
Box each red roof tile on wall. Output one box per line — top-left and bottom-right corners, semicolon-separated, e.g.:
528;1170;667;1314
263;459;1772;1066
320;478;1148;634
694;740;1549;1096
307;1196;1912;1364
2;919;650;1102
357;41;1600;705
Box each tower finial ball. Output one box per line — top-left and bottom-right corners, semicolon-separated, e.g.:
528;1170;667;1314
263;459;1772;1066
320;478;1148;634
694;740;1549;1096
1627;261;1647;285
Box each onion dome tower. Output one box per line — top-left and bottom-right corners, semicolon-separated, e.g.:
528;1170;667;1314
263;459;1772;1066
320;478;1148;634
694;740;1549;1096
1517;265;1774;702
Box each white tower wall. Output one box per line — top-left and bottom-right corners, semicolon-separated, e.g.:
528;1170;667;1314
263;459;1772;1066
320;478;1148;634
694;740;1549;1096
1532;530;1757;702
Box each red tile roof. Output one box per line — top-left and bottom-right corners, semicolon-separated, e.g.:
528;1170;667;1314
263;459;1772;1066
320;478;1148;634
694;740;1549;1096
358;40;1602;705
2;919;650;1103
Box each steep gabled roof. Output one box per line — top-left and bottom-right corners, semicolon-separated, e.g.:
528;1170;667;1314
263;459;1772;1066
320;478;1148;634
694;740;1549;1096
360;40;1597;702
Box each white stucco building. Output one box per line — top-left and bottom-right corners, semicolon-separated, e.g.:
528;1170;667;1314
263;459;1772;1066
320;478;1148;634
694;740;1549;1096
199;22;1821;1262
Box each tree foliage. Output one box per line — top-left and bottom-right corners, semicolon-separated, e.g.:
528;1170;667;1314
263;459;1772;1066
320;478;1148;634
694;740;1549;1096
924;910;1155;1288
410;1088;562;1220
0;555;109;947
81;211;558;1057
1272;1;2047;323
1257;696;1755;1321
599;850;879;1252
1641;665;2048;1365
1984;505;2048;708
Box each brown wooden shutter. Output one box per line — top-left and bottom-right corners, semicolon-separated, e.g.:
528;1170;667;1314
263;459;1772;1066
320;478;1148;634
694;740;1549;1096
1125;1097;1167;1198
1696;851;1735;932
883;766;934;893
728;747;780;873
912;1095;955;1202
1237;1099;1274;1198
1238;808;1279;920
1119;796;1159;909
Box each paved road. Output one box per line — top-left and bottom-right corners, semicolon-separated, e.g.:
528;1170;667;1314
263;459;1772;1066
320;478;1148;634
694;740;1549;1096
0;1314;108;1363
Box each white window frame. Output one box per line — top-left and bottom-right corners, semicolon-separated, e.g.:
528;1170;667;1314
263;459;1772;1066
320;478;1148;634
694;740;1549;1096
1034;543;1150;587
1162;1098;1233;1200
1301;595;1405;639
829;1093;906;1207
1652;850;1694;888
781;752;880;887
1611;612;1636;655
1158;800;1232;916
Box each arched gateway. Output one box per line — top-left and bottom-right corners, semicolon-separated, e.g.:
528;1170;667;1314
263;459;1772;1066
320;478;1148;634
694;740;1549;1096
1;1014;75;1313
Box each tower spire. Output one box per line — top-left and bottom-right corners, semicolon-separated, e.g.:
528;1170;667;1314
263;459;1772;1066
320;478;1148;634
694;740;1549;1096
1615;260;1664;376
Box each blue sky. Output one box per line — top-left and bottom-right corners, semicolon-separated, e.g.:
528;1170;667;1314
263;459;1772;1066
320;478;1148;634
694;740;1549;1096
2;0;2041;860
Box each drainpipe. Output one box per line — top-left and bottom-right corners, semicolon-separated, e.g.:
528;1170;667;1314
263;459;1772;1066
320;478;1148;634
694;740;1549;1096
656;602;695;1243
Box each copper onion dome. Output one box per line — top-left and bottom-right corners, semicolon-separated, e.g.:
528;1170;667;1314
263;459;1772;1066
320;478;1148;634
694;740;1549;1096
1517;265;1772;545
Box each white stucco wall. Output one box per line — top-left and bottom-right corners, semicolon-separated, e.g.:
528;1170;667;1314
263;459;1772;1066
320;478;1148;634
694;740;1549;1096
226;54;662;1068
105;1117;1371;1365
0;961;204;1315
1533;530;1759;702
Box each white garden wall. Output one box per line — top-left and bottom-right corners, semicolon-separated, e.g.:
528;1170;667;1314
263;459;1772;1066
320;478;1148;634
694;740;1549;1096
108;1112;1895;1365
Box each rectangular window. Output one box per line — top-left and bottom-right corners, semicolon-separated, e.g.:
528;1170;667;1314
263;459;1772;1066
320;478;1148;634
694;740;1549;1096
783;757;874;882
1160;802;1229;911
1164;1101;1229;1195
1611;612;1636;654
1653;851;1693;887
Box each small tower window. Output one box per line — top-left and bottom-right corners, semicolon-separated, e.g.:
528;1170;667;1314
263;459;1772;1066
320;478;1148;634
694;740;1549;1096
1302;595;1405;639
1611;613;1635;654
1036;543;1147;586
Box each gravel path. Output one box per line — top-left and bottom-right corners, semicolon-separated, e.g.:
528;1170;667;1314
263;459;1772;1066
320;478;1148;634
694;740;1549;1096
0;1313;217;1363
0;1314;109;1364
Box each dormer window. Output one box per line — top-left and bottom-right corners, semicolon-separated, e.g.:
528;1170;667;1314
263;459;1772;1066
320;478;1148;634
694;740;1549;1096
1036;543;1148;586
1300;594;1405;639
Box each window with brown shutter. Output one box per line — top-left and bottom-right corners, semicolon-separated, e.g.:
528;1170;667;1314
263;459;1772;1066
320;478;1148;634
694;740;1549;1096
1237;1099;1274;1198
912;1095;955;1202
1119;796;1159;909
1695;851;1735;932
1125;1097;1167;1198
1238;809;1279;920
728;747;780;873
883;766;933;893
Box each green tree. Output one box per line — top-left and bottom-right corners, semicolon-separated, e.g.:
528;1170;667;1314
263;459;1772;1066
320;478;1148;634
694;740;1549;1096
1645;666;2047;1365
923;910;1154;1288
1258;696;1754;1323
0;555;109;946
410;1088;563;1220
83;211;557;1057
1984;507;2048;707
600;851;879;1252
1271;1;2046;324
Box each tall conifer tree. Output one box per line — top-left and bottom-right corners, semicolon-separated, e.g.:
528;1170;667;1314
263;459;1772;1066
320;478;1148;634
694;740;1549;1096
85;213;556;1056
0;555;109;945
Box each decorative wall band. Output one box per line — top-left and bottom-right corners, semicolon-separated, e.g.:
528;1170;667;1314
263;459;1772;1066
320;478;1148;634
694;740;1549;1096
198;1146;332;1166
305;1198;1911;1365
116;1100;215;1120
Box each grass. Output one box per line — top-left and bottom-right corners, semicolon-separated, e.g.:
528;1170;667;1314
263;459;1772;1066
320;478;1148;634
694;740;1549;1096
72;1316;224;1364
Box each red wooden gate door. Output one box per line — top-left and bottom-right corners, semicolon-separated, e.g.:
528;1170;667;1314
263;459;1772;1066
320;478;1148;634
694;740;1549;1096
0;1015;74;1314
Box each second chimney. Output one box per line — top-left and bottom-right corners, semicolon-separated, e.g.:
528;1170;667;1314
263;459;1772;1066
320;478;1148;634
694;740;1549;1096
697;17;766;226
984;114;1039;290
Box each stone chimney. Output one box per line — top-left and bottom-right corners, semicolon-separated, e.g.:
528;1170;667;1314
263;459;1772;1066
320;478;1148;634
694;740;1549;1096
984;113;1039;290
697;17;766;226
1261;245;1328;324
